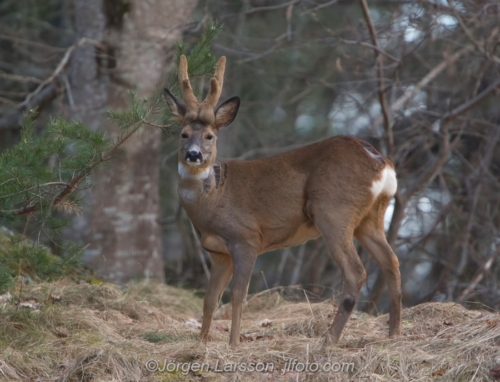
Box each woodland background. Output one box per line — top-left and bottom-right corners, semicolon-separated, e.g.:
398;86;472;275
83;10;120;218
0;0;499;316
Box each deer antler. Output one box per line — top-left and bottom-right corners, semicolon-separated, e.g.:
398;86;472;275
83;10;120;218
177;55;227;122
201;56;226;110
178;55;199;115
199;56;226;122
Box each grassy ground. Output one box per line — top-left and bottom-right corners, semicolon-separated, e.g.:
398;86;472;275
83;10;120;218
0;280;499;381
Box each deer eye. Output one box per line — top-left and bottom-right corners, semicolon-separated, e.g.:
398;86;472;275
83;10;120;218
206;134;214;140
181;133;189;139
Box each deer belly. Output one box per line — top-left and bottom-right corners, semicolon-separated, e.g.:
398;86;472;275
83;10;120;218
262;221;320;252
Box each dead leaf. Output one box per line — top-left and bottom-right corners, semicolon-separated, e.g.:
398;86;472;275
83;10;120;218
443;320;453;326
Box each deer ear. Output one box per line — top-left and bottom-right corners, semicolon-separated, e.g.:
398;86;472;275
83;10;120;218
163;88;187;121
214;97;240;129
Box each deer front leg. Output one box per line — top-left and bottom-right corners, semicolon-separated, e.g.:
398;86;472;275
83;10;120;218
200;253;233;342
229;245;257;347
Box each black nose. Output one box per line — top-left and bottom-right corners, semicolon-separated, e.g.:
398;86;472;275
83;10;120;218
186;150;203;163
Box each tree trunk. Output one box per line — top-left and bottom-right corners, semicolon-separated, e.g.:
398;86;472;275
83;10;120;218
69;0;197;282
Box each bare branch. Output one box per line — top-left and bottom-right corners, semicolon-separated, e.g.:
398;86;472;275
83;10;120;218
0;34;67;52
0;38;104;131
23;38;104;107
447;0;500;65
359;0;394;158
0;72;42;84
0;82;61;130
390;45;473;114
240;0;301;15
237;40;284;64
300;0;339;15
338;38;400;63
459;249;499;301
404;77;500;196
440;77;500;121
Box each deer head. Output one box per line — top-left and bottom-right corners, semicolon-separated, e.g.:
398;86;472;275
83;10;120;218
164;55;240;175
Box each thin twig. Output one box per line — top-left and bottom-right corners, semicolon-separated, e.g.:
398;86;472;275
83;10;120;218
0;72;42;84
405;77;500;196
0;83;61;130
0;34;67;52
370;44;473;130
300;0;338;15
440;77;500;121
235;0;301;16
459;250;499;301
0;38;105;131
447;0;500;65
390;45;473;114
23;38;104;107
0;96;17;106
338;38;400;63
237;40;284;64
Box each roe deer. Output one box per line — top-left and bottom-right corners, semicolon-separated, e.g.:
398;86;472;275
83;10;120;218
164;55;401;347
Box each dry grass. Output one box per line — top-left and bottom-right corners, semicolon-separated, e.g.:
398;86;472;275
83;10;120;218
1;281;499;381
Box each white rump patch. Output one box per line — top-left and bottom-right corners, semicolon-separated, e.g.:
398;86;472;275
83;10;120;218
371;167;397;197
178;163;210;180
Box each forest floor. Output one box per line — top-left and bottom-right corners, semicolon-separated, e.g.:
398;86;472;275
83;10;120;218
0;280;499;382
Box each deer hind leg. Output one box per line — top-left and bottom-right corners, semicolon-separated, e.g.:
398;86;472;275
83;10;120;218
354;199;402;338
200;253;233;342
314;213;367;344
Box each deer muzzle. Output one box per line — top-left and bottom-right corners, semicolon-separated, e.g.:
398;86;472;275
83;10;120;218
186;149;203;164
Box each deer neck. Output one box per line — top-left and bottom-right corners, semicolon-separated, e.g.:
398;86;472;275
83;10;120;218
177;162;220;203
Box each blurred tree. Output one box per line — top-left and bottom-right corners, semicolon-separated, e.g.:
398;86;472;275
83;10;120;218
68;0;197;282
